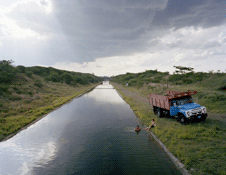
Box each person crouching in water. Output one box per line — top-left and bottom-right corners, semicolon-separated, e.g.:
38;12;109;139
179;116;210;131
135;125;141;132
144;119;156;131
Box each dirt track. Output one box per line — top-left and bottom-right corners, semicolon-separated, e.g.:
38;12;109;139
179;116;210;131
112;82;226;123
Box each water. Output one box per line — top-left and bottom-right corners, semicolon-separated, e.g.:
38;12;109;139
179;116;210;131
0;81;181;175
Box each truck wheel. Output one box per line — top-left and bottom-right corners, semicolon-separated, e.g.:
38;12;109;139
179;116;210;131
180;115;187;125
153;107;157;115
157;108;163;118
163;110;170;117
200;116;206;121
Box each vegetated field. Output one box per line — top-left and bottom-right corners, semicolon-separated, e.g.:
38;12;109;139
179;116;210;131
0;60;102;141
111;69;226;175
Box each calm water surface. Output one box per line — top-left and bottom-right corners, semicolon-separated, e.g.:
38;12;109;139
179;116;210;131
0;81;181;175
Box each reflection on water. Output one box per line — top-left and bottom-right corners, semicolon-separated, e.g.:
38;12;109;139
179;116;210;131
0;81;181;175
87;86;123;104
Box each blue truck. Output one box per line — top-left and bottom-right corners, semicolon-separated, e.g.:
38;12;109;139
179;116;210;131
148;90;207;124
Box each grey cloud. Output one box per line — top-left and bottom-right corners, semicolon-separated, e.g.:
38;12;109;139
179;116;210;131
53;0;168;63
202;40;222;49
152;0;225;29
148;39;161;47
167;40;183;48
2;0;225;66
53;0;225;64
223;38;226;43
40;0;48;6
1;36;77;66
80;0;168;11
210;51;226;55
7;2;57;35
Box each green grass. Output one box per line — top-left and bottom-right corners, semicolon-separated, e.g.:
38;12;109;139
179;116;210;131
0;73;100;141
111;69;226;115
112;83;226;175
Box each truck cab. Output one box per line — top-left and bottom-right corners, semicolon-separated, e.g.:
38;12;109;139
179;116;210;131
170;96;207;124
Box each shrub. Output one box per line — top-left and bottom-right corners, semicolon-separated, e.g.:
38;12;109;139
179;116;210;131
136;80;143;88
208;94;226;102
168;74;183;82
0;118;6;123
0;84;9;95
61;73;73;84
46;72;61;82
28;66;48;76
8;96;22;101
28;91;34;96
151;76;161;83
25;71;33;77
85;74;99;83
218;85;226;91
13;87;22;94
0;60;16;84
34;80;43;88
128;79;137;86
73;75;86;84
16;65;26;73
182;78;193;84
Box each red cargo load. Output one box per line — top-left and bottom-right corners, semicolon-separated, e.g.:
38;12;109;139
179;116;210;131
148;90;197;110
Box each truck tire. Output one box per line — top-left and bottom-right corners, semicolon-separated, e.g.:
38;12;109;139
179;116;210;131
157;108;163;118
153;106;157;115
200;115;206;121
163;110;170;117
179;114;187;125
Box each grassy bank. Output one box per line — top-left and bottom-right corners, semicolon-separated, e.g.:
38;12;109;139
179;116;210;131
111;69;226;115
112;83;226;175
0;80;100;141
0;60;102;141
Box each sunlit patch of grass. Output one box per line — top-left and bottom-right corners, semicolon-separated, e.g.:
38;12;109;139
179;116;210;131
0;115;37;139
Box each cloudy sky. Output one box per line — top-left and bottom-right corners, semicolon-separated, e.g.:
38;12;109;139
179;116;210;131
0;0;225;76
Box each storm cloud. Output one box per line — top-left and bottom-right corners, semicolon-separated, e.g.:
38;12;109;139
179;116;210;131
51;0;226;62
0;0;225;75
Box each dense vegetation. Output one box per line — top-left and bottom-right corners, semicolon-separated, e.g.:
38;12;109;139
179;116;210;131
111;69;169;88
0;60;101;96
111;66;226;175
0;60;101;141
111;66;225;89
111;67;226;114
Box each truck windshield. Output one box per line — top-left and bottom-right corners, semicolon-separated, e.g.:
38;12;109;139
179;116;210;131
176;97;193;105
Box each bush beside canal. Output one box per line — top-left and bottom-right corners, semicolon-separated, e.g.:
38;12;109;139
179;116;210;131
112;83;226;175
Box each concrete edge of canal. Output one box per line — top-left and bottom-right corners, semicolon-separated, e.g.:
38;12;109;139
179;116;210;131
1;84;100;143
134;117;190;175
112;83;190;175
149;132;190;175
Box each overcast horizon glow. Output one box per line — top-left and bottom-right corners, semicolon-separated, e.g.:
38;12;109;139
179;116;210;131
0;0;225;76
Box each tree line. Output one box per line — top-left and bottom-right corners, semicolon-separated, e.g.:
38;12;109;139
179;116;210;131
0;60;102;94
111;66;226;91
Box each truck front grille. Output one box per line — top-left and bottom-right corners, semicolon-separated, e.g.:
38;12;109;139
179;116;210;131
191;107;202;115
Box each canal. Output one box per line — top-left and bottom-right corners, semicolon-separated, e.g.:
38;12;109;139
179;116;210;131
0;81;181;175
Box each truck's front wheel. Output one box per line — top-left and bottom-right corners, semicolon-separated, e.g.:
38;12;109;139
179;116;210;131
179;115;187;125
200;115;206;121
